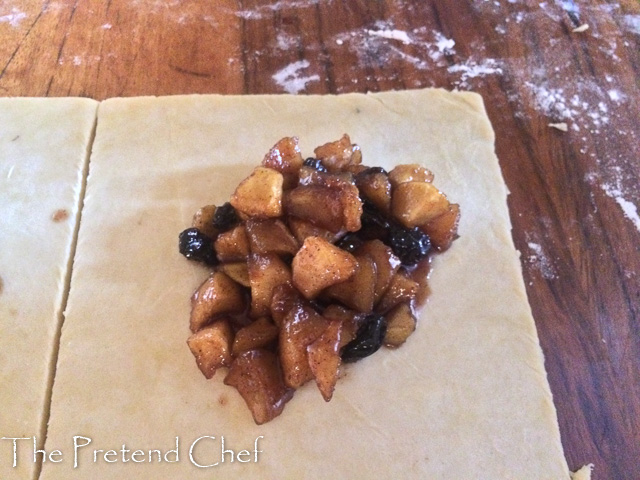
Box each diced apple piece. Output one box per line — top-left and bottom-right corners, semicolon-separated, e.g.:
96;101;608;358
286;184;344;232
232;317;279;356
292;236;358;299
314;134;362;173
214;224;250;262
298;166;355;190
391;181;450;228
345;164;368;175
191;205;219;239
262;136;304;174
356;240;401;305
323;254;376;312
187;320;234;379
376;271;419;314
220;262;250;287
384;302;417;347
337;182;363;232
307;320;342;401
224;349;294;425
388;163;434;187
288;217;342;244
245;218;299;256
356;170;392;214
280;303;328;389
230;166;284;217
190;272;245;332
420;203;461;251
248;253;292;317
270;283;302;328
262;136;304;189
323;305;365;348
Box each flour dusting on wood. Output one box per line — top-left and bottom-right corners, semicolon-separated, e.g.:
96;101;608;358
0;8;27;27
526;242;558;280
272;60;320;94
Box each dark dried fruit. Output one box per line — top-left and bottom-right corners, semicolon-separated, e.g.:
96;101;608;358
213;202;239;231
341;314;387;362
336;233;363;253
359;201;391;241
179;228;218;265
303;157;328;173
355;166;388;177
389;226;431;266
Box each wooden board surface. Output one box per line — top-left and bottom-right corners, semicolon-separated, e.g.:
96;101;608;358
2;1;639;478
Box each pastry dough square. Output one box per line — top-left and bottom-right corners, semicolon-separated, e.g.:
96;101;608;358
0;98;97;480
41;90;573;479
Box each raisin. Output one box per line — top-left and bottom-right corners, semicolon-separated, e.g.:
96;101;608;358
178;228;218;265
355;166;388;177
336;233;363;253
303;157;328;173
389;226;431;266
341;314;387;363
359;201;391;241
212;202;238;232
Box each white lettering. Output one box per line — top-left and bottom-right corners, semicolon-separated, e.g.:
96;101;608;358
1;437;30;467
131;450;145;462
237;449;250;462
103;450;117;463
254;436;263;462
49;450;63;463
73;436;92;468
189;436;218;468
220;436;234;463
164;437;179;463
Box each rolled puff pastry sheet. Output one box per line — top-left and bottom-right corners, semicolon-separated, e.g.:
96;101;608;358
0;98;98;480
41;90;578;479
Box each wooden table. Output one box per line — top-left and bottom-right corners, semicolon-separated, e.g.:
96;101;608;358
2;1;639;477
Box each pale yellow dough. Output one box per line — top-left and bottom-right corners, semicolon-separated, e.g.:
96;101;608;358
0;98;98;480
37;90;586;479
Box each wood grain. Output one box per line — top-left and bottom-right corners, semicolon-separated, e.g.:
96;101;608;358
2;0;639;477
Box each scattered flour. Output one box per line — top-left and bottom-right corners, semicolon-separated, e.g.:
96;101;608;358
448;58;503;88
602;183;640;233
366;28;412;44
276;31;297;50
526;242;557;280
272;60;320;94
623;15;640;35
101;23;112;29
0;8;27;27
234;0;326;20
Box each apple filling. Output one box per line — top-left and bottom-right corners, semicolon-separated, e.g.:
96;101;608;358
179;135;460;424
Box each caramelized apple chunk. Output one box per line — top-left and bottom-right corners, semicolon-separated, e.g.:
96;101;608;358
420;203;461;252
245;218;299;256
313;134;362;173
190;272;245;333
323;254;376;312
187;320;234;379
224;349;294;425
279;303;329;389
231;166;284;217
388;163;434;187
262;136;304;187
232;317;279;356
248;253;292;317
307;320;343;401
383;302;417;347
391;181;450;228
292;236;358;299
